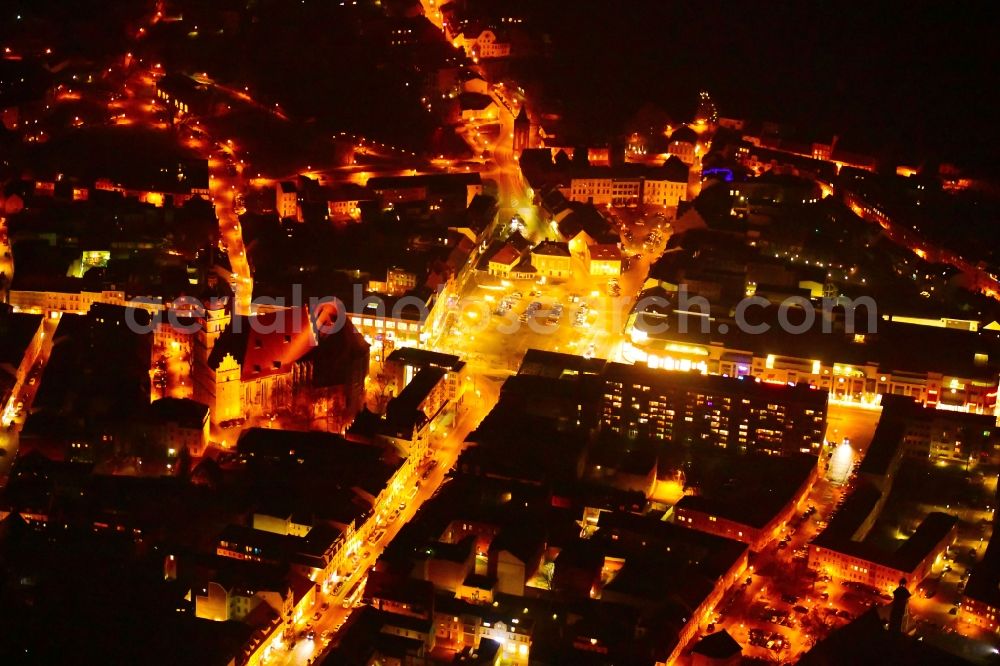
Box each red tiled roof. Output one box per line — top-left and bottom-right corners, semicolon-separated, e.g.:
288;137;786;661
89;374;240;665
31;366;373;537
589;244;621;261
489;244;520;266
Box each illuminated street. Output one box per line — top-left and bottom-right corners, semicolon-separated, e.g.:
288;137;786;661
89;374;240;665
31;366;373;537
266;375;502;666
0;314;59;487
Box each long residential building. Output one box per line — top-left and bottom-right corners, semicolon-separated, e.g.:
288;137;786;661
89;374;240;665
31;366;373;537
366;172;483;209
9;283;158;315
961;510;1000;633
625;309;1000;415
600;361;828;455
515;350;828;456
876;394;1000;466
809;496;957;594
568;159;689;208
674;454;818;551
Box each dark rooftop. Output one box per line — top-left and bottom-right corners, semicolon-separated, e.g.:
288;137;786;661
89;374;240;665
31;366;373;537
800;605;969;665
602;361;829;409
674;454;817;529
858;412;907;479
386;346;465;372
366;171;481;192
691;629;742;659
388;366;446;413
813;482;883;545
531;240;571;257
517;348;608;378
457;92;495;111
147;397;209;430
891;512;958;572
0;306;41;369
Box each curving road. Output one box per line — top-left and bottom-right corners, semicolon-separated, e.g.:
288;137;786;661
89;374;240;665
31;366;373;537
0;215;13;301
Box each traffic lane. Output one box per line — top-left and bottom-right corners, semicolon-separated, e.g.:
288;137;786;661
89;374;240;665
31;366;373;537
273;546;381;665
271;397;493;665
0;320;58;480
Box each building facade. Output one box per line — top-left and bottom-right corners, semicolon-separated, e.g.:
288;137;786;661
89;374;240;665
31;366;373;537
530;242;572;279
452;30;511;60
348;296;428;362
674;463;818;552
568;164;689;209
276;181;299;220
625;314;1000;415
599;363;828;455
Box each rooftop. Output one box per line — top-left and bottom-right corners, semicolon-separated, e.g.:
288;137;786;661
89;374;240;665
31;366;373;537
489;244;521;266
892;512;958;572
458;92;495;111
531;240;571;257
208;303;366;381
670;126;698;144
964;527;1000;611
601;361;830;409
570;159;690;184
857;412;908;479
517;348;609;378
385;366;447;426
691;629;742;659
346;292;429;323
0;306;41;370
366;171;481;192
147;397;209;430
675;454;817;529
589;244;622;261
386;347;464;372
555;202;619;245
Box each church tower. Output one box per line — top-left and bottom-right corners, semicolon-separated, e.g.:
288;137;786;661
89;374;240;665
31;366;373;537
513;105;531;156
888;578;911;634
202;296;231;353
